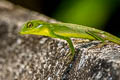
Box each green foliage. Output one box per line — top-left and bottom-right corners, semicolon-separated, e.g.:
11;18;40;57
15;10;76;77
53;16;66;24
53;0;116;29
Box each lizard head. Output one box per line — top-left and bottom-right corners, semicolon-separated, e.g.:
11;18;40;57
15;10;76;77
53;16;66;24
20;20;51;36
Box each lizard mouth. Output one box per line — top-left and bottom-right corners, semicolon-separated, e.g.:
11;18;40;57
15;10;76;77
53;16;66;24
20;29;36;35
19;31;30;34
19;31;26;35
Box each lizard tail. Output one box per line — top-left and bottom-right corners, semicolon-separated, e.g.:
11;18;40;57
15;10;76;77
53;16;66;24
87;30;120;45
102;32;120;45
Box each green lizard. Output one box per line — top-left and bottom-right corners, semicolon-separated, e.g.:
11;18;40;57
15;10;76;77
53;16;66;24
20;20;120;57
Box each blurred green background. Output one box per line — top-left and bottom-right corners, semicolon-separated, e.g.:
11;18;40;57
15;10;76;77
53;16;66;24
8;0;120;37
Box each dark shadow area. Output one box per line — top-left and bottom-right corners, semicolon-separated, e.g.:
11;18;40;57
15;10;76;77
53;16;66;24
105;5;120;37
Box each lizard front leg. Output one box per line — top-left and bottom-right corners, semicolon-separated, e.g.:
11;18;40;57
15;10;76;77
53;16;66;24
49;30;75;58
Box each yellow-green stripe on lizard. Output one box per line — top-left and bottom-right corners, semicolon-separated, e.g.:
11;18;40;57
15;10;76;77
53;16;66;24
20;20;120;57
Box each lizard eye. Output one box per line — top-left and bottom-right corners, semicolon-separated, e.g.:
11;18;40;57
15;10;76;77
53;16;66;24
27;22;33;28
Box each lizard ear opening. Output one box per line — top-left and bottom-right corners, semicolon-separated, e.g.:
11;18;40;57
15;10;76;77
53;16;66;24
27;22;33;28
